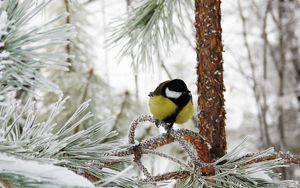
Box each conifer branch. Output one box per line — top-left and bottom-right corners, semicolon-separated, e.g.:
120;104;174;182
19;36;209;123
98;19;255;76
109;0;193;70
244;151;300;166
142;170;191;182
0;153;95;187
0;0;74;95
142;149;192;170
0;98;132;186
112;115;299;187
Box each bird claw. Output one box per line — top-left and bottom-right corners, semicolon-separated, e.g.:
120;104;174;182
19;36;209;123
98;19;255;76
153;119;173;133
164;123;173;134
154;119;161;128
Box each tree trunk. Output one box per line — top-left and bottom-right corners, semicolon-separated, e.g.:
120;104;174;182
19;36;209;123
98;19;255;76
195;0;226;160
277;0;287;150
261;0;272;148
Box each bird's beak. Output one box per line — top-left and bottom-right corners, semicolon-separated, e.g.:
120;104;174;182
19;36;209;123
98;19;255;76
148;92;154;97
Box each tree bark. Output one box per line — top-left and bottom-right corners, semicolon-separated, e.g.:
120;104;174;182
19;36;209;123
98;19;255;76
195;0;226;160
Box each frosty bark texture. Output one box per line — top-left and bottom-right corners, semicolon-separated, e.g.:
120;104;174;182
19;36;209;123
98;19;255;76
195;0;226;160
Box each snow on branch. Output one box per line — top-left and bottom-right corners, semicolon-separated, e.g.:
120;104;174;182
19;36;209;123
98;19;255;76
0;98;137;186
0;0;75;96
111;115;299;187
0;153;94;187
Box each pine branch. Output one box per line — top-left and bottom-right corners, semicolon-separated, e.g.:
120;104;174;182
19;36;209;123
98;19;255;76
109;0;193;70
0;0;75;96
0;153;95;188
143;170;190;182
244;151;300;166
97;166;146;187
111;115;299;187
142;149;192;170
0;98;131;185
42;1;114;133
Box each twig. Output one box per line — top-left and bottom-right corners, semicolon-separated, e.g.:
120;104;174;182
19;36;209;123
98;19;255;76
126;115;214;177
170;129;204;169
112;91;130;130
128;115;155;144
110;115;300;184
142;149;192;171
160;60;173;79
83;0;98;6
127;115;210;162
135;160;154;182
142;170;191;182
245;151;300;165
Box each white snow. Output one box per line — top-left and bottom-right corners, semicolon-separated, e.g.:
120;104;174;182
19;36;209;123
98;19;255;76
247;170;272;181
0;11;8;38
0;153;95;187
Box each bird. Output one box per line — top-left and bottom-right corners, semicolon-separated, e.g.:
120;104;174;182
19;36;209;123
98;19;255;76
148;79;194;131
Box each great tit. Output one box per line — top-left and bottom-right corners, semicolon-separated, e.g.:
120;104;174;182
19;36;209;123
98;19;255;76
148;79;194;130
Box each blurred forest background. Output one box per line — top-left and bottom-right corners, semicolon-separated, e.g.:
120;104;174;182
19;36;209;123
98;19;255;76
0;0;299;187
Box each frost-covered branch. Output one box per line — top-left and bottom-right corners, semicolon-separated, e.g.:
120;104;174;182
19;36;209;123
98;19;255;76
243;150;300;166
0;98;133;186
111;115;299;187
0;153;95;188
0;0;74;96
42;1;115;133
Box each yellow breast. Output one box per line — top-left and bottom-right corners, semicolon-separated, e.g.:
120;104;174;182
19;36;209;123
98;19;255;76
149;96;194;124
175;100;194;124
149;96;177;121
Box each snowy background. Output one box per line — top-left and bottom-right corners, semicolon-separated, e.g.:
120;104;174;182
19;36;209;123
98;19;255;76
0;0;299;186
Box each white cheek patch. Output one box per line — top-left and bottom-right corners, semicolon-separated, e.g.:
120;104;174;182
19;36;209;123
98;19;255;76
166;87;182;99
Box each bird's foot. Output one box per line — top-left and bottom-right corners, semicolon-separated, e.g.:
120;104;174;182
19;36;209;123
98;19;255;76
164;123;173;134
154;119;161;128
153;119;173;133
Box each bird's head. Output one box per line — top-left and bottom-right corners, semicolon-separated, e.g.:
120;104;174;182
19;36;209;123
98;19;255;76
163;79;190;99
148;79;191;99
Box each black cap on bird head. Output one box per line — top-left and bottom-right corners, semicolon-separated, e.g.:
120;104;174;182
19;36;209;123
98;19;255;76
162;79;190;99
148;79;190;99
165;79;188;93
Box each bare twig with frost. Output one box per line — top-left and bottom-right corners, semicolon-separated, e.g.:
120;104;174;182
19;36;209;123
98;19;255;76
111;115;299;187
